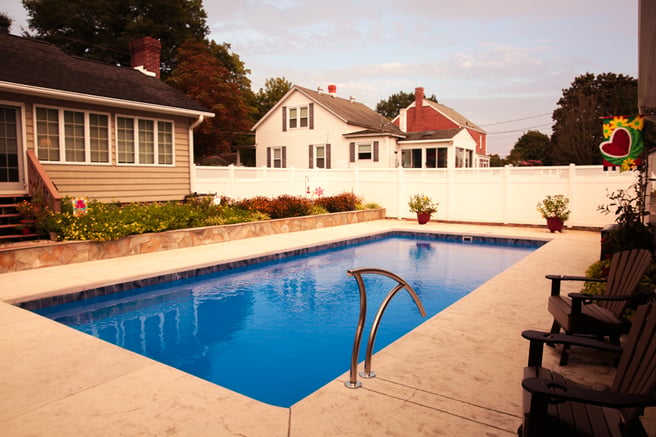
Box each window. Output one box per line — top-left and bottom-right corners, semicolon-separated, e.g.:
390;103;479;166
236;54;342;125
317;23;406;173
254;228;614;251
358;143;372;160
315;145;325;168
401;147;447;168
36;107;109;163
288;106;309;129
117;116;174;166
269;146;284;168
455;148;473;168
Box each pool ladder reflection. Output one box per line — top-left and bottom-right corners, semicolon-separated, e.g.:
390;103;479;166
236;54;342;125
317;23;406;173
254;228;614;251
344;267;427;389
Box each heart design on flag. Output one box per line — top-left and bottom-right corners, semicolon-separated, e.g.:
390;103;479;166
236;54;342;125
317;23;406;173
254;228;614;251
600;127;631;158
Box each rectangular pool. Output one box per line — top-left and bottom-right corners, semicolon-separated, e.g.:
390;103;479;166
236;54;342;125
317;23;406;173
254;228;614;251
33;232;542;407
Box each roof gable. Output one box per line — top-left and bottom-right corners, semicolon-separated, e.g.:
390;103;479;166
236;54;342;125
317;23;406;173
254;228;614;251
253;85;403;135
423;100;485;133
0;34;211;115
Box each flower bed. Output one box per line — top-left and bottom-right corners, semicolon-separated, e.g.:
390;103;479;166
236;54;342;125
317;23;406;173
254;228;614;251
0;209;385;273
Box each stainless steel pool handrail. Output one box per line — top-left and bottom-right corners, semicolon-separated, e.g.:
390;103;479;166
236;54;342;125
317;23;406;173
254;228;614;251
344;267;426;389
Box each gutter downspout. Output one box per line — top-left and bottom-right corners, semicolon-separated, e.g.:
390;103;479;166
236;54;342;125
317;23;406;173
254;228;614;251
189;115;205;194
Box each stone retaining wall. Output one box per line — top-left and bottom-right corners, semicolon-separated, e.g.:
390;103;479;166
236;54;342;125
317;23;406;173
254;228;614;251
0;209;386;273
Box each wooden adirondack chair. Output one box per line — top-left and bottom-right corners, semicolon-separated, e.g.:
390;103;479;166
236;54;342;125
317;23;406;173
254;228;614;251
519;303;656;437
547;248;653;365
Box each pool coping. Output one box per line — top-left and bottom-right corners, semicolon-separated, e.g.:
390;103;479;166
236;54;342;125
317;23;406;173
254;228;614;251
17;230;547;311
2;220;654;436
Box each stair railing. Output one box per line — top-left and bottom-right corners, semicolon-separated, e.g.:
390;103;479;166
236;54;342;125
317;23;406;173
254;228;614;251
26;150;62;213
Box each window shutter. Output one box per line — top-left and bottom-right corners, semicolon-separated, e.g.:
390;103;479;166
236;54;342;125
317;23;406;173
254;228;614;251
267;147;271;167
373;141;379;162
349;142;355;162
309;103;314;130
308;144;314;169
282;106;287;132
282;146;287;168
326;144;331;169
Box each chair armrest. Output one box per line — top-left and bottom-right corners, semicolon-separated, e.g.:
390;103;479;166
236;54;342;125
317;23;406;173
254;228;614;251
568;292;640;302
522;377;656;408
546;275;606;296
521;330;621;366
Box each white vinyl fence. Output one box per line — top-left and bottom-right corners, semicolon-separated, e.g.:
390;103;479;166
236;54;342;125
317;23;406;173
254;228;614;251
193;165;637;228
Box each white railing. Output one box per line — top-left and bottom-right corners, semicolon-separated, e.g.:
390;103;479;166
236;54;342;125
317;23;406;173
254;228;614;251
193;164;637;228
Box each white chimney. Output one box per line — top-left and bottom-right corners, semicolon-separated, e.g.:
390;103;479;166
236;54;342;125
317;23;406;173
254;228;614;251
400;108;407;132
317;86;324;94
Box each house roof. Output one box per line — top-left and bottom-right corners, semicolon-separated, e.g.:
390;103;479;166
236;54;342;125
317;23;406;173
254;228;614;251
0;34;213;117
399;128;465;142
423;100;485;133
253;85;404;136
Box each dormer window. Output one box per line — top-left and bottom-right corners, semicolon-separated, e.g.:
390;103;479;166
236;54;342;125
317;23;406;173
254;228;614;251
289;106;308;129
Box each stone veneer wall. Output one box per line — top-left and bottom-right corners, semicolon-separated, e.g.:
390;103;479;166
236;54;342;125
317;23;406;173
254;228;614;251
0;209;386;273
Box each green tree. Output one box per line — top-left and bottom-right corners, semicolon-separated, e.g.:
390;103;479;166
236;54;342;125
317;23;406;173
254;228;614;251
375;90;438;119
507;130;551;166
488;154;508;167
22;0;209;76
0;12;12;33
167;40;252;160
550;73;638;165
254;76;293;121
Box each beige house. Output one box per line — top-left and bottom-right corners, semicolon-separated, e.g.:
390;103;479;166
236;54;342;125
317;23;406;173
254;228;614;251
0;34;213;204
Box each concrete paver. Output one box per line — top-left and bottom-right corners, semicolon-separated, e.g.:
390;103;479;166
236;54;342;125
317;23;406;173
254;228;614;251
1;220;653;436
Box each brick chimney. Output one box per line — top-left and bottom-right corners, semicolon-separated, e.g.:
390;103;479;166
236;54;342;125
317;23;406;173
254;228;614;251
414;87;424;130
129;37;161;78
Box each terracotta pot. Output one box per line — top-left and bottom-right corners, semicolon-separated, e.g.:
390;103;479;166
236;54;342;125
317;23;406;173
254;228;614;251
417;212;432;225
546;217;564;233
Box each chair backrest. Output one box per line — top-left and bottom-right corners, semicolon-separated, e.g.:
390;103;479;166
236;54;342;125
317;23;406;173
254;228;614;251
602;248;652;316
612;303;656;425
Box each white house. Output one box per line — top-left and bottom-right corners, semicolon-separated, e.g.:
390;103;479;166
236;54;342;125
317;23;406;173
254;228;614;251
252;85;404;169
252;84;487;169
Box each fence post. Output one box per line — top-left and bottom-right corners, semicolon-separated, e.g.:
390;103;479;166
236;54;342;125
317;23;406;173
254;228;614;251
446;167;455;220
568;164;576;226
228;164;235;198
503;165;511;224
397;166;405;219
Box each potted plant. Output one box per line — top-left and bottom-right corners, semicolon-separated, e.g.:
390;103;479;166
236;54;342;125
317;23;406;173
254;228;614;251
408;194;439;225
537;194;570;233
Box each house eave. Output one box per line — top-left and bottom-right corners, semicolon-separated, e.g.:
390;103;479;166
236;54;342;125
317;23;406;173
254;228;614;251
0;81;215;119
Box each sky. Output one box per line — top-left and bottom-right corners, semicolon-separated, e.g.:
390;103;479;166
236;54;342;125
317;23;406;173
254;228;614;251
1;0;639;157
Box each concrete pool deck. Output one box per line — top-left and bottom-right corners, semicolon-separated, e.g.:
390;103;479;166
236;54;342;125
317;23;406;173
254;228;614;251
1;219;654;436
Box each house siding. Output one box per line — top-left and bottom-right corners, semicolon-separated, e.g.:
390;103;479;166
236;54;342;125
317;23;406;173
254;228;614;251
255;89;398;170
2;91;193;202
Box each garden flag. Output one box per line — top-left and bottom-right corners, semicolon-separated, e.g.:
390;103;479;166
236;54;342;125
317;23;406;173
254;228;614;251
599;115;644;170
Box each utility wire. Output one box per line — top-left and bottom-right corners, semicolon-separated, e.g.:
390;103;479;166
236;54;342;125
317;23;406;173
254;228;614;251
487;122;552;135
480;113;552;127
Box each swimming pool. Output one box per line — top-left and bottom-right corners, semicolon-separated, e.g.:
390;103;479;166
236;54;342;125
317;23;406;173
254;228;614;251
35;233;540;407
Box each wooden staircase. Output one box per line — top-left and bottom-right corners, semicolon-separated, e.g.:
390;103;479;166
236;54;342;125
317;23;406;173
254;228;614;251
0;195;40;243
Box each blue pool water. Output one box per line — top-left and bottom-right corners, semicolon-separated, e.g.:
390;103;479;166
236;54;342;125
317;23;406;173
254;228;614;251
36;234;539;407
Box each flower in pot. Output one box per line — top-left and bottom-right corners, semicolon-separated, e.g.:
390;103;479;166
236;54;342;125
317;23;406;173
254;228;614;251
536;194;570;232
408;194;439;225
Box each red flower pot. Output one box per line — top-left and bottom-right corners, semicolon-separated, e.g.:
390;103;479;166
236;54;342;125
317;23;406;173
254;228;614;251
546;217;564;233
417;213;432;225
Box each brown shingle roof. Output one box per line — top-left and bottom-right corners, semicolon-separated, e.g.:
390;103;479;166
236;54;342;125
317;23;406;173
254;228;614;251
295;86;403;135
0;34;211;114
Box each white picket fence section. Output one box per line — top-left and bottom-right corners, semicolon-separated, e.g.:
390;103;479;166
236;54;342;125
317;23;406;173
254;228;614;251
192;164;637;228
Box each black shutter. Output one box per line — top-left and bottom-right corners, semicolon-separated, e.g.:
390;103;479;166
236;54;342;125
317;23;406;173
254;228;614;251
267;147;271;167
309;103;314;130
282;146;287;168
326;144;331;169
373;141;379;162
308;144;314;169
349;142;355;162
282;106;287;132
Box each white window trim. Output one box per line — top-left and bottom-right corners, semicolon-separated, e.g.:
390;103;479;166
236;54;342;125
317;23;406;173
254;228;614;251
115;115;175;167
288;105;309;130
357;143;372;160
314;144;326;168
34;105;112;165
272;146;284;168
